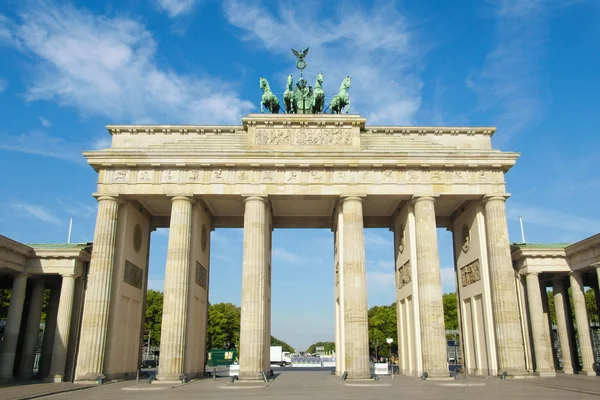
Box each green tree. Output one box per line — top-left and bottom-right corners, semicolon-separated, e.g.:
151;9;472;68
271;336;295;353
144;290;164;346
207;302;241;350
306;341;335;354
443;293;458;333
0;289;11;321
368;303;397;358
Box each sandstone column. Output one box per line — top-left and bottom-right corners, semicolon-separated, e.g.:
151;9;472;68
525;273;554;376
552;278;575;374
157;196;193;382
39;285;60;379
18;278;45;380
594;264;600;323
413;196;448;377
75;196;120;381
341;196;370;379
239;196;269;380
483;195;527;375
569;272;595;375
0;274;28;382
47;274;77;382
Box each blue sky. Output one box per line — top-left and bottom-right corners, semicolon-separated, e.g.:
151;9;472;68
1;0;599;350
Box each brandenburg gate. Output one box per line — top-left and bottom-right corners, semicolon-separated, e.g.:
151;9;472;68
72;112;528;382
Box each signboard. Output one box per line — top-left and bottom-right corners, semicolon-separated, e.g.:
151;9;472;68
316;346;325;351
386;338;393;344
374;363;389;375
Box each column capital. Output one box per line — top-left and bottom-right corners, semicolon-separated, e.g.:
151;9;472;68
243;195;268;204
95;195;122;204
59;273;76;278
170;195;194;203
482;194;511;203
526;271;541;277
340;195;366;203
410;194;438;204
569;270;582;278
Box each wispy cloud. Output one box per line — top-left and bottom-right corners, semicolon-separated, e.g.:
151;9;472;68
155;0;200;18
0;131;85;163
3;1;252;124
367;270;395;294
364;231;393;247
0;78;6;92
8;202;62;225
272;247;303;264
38;116;51;127
90;136;111;150
506;200;600;236
56;198;96;219
467;0;550;139
223;1;425;124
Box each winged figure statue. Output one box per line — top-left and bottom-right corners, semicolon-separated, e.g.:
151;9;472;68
291;47;309;60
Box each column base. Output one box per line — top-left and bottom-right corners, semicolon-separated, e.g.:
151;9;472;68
577;370;597;376
155;373;186;383
239;371;266;381
557;368;574;375
75;373;106;384
533;370;556;378
346;372;372;380
44;375;64;383
422;368;450;379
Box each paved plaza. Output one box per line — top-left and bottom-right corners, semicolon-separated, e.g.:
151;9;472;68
2;371;600;400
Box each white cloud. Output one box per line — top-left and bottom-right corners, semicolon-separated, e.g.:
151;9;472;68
367;270;395;293
38;116;51;127
4;1;252;124
147;279;165;291
56;198;96;219
223;1;424;124
8;202;62;225
364;231;393;247
0;131;85;163
91;136;111;150
506;200;600;236
155;0;200;18
0;78;6;92
272;247;303;264
440;266;456;294
467;0;552;139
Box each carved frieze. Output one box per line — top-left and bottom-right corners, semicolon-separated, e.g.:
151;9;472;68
113;170;130;183
254;128;352;146
124;260;143;289
138;170;153;183
398;260;411;289
195;261;208;289
460;259;481;287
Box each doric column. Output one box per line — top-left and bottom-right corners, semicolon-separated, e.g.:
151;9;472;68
552;278;575;374
157;196;193;382
18;278;45;380
341;196;370;379
594;264;600;323
413;196;448;377
569;272;595;375
524;273;554;376
239;196;269;380
483;195;527;375
47;274;77;382
39;285;60;379
75;196;120;381
0;274;28;382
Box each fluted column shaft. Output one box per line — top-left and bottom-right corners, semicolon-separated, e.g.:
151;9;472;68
47;274;76;382
0;274;28;382
341;197;370;379
75;196;120;381
569;272;595;375
157;196;193;381
483;196;527;375
413;196;447;377
19;278;45;380
552;278;575;374
39;286;60;378
525;273;553;374
239;196;269;380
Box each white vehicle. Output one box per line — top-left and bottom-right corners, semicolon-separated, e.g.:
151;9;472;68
270;346;291;367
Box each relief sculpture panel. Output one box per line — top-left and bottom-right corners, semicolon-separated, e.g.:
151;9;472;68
254;128;352;146
460;259;481;287
398;260;411;289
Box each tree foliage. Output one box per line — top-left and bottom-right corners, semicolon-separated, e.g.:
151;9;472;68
443;293;458;333
368;303;397;358
271;336;295;353
306;341;335;354
144;289;164;345
207;302;240;350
